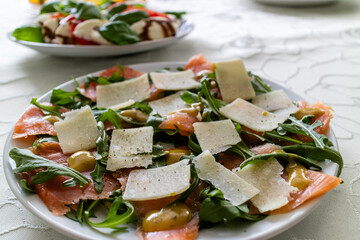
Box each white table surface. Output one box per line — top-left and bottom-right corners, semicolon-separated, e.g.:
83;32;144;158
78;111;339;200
1;0;360;239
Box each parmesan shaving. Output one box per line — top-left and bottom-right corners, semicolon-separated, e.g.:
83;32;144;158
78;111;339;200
150;70;201;90
148;91;189;116
193;151;259;205
219;98;289;132
214;59;255;102
233;158;298;213
252;90;294;111
106;127;153;171
54;106;100;154
193;119;241;154
123;160;191;201
96;74;150;108
109;99;135;110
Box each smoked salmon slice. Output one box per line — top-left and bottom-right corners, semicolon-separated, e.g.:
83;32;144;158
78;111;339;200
13;105;57;139
158;112;199;136
271;170;341;214
22;142;120;216
147;84;165;101
311;101;333;134
297;101;334;134
79;66;144;101
137;214;199;240
185;54;213;78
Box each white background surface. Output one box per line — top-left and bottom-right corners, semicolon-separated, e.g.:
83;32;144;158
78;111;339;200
0;0;360;239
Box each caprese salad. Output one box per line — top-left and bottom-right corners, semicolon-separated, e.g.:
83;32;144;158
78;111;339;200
12;0;184;45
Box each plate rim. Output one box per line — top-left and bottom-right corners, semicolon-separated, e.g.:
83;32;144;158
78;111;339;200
3;61;339;240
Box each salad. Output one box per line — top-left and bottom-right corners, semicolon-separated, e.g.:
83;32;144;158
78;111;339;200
9;54;343;240
12;0;184;45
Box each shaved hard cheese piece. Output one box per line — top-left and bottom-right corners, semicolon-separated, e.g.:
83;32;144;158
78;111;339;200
123;160;191;201
252;90;293;111
193;119;241;154
107;127;153;171
148;91;189;116
54;106;100;154
214;59;255;102
193;151;259;205
97;74;150;108
108;99;135;110
233;158;298;213
150;70;201;90
219;98;289;132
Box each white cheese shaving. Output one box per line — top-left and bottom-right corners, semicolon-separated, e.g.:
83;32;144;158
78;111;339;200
123;160;191;201
214;59;255;102
96;74;150;108
148;91;189;116
54;106;100;154
106;127;153;171
252;90;293;111
150;70;201;90
193;119;241;154
193;151;259;205
233;158;298;213
108;99;135;110
219;98;289;132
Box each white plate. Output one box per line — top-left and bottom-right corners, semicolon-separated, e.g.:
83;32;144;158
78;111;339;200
3;62;339;240
7;19;193;57
254;0;339;7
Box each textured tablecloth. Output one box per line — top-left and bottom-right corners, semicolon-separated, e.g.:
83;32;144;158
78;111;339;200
1;0;360;239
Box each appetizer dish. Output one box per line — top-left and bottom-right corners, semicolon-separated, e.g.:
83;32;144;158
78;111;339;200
12;0;184;45
7;54;343;240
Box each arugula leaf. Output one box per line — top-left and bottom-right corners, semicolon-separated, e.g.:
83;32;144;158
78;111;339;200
13;26;44;43
264;130;302;144
98;109;123;129
90;122;110;193
188;133;202;155
145;111;165;129
277;116;333;149
106;3;128;19
240;152;322;171
32;136;59;148
199;187;266;223
10;148;89;187
31;98;63;118
84;70;125;88
165;11;186;19
110;10;149;25
248;72;271;94
20;179;35;193
282;144;343;176
200;76;227;120
180;91;201;104
84;190;134;229
40;1;61;14
149;145;167;168
73;2;102;20
99;21;140;45
66;200;85;223
125;101;153;114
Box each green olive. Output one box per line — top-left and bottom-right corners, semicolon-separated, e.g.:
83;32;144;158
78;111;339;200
68;151;95;172
120;109;148;122
166;149;191;165
294;107;324;120
42;115;61;124
142;203;192;232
